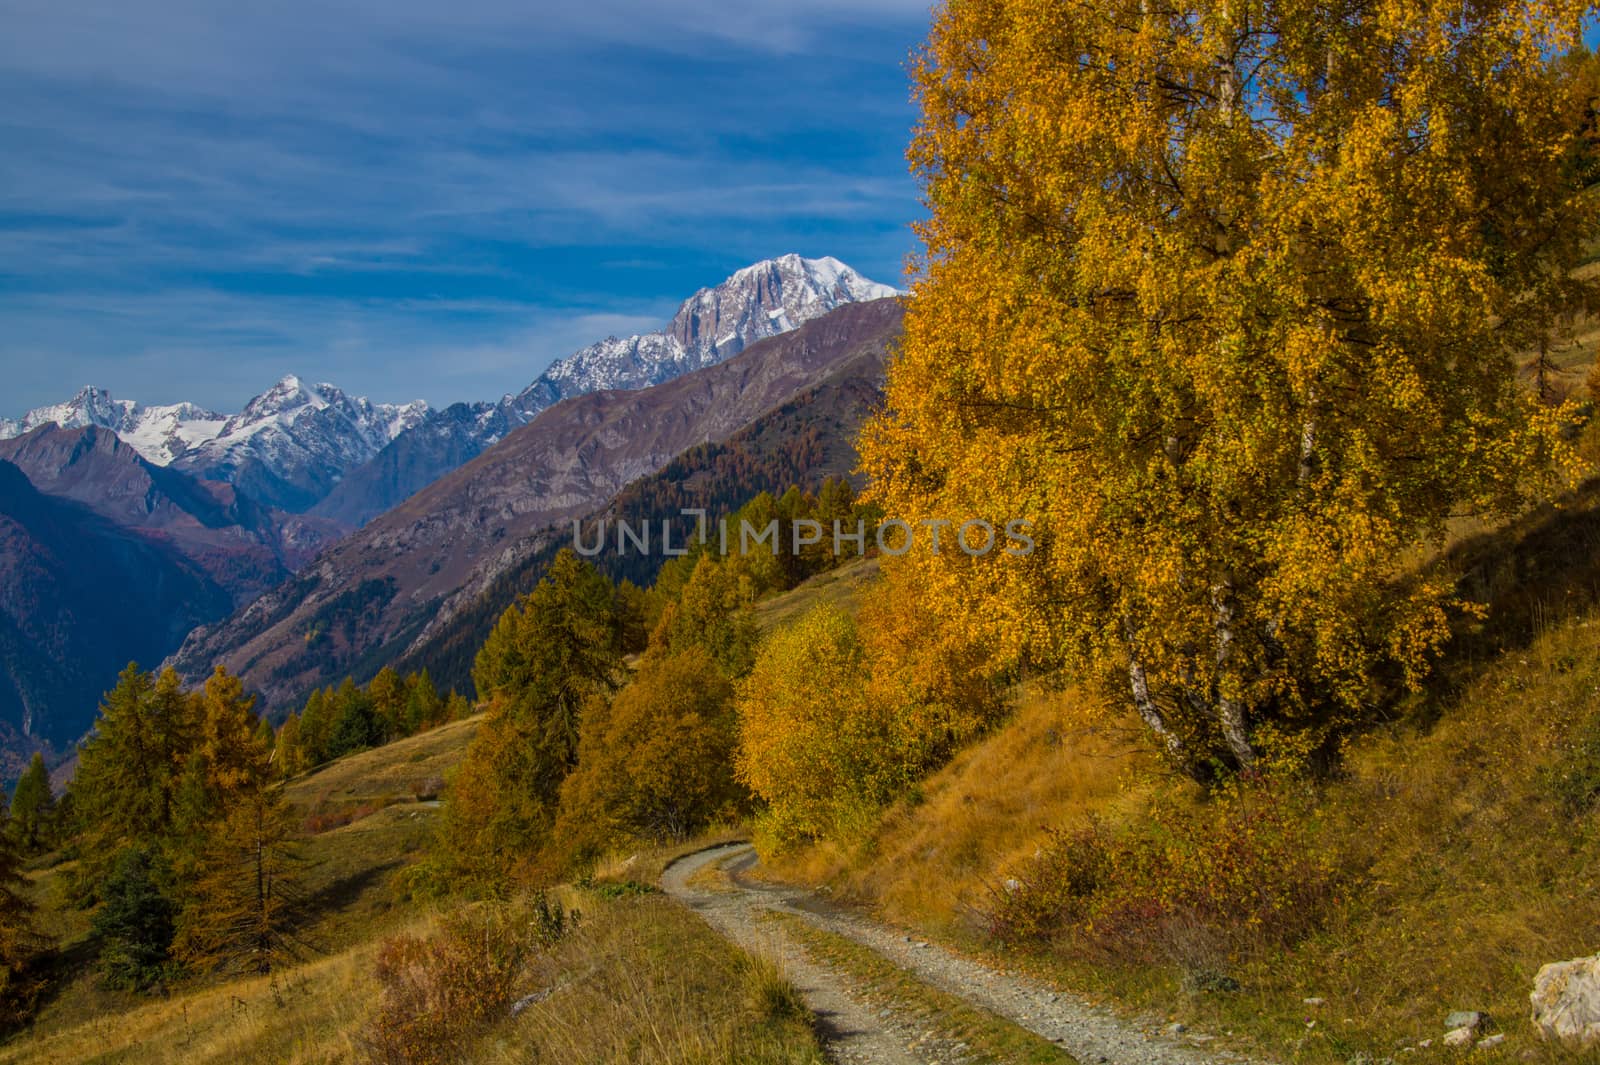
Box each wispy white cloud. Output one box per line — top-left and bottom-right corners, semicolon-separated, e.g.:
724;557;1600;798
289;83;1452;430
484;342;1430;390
0;0;929;412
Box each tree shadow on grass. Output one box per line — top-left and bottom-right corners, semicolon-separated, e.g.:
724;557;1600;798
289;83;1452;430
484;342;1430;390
1422;475;1600;720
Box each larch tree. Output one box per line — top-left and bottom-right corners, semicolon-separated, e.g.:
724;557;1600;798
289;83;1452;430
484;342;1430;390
368;666;406;743
863;0;1600;778
73;666;196;852
9;753;56;855
0;785;36;1011
173;781;300;976
171;669;299;974
194;666;268;808
436;550;623;889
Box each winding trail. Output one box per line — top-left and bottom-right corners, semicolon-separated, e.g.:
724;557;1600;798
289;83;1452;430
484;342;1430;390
663;843;1256;1065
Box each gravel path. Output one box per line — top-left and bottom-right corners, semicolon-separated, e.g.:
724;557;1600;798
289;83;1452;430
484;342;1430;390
663;843;1260;1065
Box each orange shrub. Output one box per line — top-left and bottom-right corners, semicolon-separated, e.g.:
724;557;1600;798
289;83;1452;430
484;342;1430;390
360;895;567;1065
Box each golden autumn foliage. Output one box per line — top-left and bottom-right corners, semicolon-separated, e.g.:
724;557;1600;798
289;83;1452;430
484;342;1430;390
650;553;761;678
735;600;1002;851
432;551;624;891
557;650;743;851
863;0;1600;778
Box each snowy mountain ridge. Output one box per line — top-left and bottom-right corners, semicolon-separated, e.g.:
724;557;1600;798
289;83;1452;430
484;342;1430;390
0;387;228;467
504;253;899;420
4;255;899;516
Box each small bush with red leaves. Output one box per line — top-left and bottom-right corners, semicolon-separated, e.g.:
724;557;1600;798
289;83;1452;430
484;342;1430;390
988;779;1339;976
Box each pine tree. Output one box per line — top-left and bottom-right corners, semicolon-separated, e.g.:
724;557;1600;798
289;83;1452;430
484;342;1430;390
297;687;335;767
0;786;36;1011
0;825;33;1010
438;551;623;889
368;667;406;743
403;671;444;734
276;712;306;779
650;554;759;679
90;847;175;991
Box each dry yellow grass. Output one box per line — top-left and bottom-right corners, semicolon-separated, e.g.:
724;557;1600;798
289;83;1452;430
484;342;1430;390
752;556;879;632
771;684;1149;937
0;926;404;1065
481;894;823;1065
284;714;482;814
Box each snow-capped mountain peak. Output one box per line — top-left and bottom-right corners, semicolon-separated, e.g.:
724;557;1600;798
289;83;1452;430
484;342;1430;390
175;377;430;509
0;386;226;466
1;376;429;510
509;254;899;419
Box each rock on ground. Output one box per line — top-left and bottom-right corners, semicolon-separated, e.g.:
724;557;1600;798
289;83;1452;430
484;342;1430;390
1531;954;1600;1049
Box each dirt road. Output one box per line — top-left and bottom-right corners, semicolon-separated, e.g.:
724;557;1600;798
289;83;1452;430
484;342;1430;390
663;843;1253;1065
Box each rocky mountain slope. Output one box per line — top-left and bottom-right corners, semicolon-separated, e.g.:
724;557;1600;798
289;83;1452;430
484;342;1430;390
170;297;905;710
0;460;232;762
0;424;343;605
311;255;897;528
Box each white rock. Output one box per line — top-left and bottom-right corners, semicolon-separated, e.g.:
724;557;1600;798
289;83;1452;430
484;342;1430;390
1531;954;1600;1048
1477;1034;1506;1050
1444;1027;1476;1047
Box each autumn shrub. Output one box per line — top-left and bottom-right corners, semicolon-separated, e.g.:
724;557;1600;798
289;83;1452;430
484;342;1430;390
989;779;1338;976
360;893;569;1065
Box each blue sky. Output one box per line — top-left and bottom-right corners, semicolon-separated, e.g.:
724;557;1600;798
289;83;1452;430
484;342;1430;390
0;0;931;413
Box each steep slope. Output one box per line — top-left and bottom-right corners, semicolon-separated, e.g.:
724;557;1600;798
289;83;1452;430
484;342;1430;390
391;331;896;694
170;297;905;710
312;255;896;528
0;460;231;763
0;424;342;606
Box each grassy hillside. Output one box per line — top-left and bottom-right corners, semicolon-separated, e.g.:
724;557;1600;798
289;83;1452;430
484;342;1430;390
769;488;1600;1064
751;555;879;632
3;718;823;1065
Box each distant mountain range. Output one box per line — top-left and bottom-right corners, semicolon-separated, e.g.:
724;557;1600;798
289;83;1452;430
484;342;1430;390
2;255;896;522
0;378;429;514
0;255;900;761
169;297;905;711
